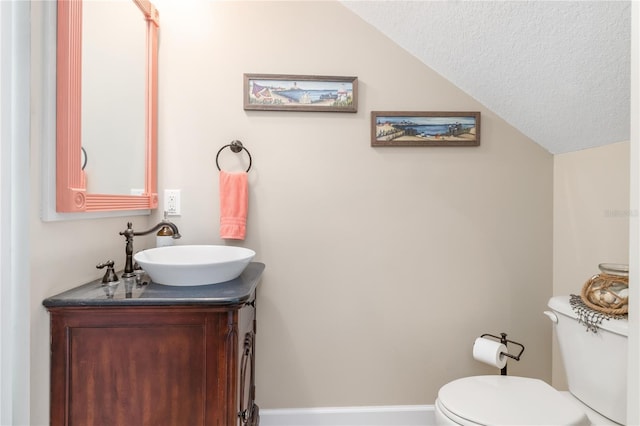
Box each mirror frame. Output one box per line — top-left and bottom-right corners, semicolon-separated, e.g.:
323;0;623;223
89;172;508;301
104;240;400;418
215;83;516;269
56;0;159;212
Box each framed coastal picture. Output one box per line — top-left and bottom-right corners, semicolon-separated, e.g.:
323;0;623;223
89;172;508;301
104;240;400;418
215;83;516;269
244;74;358;112
371;111;481;147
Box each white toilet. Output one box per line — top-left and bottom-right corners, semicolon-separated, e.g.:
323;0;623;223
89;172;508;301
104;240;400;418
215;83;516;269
434;295;628;425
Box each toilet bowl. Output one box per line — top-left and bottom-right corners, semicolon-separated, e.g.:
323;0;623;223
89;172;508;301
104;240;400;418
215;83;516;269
434;296;628;426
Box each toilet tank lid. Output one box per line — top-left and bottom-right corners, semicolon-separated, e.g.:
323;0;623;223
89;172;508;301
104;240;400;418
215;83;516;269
548;295;628;336
438;376;589;426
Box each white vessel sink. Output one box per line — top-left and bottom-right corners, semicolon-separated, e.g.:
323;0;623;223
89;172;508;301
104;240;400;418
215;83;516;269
133;245;255;286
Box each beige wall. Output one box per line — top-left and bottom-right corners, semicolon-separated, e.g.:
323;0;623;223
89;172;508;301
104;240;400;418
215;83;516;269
156;0;553;408
29;1;554;421
552;141;630;390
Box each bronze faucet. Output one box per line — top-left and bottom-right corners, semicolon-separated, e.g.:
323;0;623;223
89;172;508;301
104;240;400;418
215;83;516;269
120;220;181;278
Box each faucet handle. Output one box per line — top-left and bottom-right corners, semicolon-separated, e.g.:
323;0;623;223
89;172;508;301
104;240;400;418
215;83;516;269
96;260;119;284
119;222;134;237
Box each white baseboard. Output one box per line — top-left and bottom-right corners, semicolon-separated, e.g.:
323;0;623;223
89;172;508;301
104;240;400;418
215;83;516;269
259;404;435;426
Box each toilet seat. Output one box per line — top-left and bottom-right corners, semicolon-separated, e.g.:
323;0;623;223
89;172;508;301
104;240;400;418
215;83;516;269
436;376;590;425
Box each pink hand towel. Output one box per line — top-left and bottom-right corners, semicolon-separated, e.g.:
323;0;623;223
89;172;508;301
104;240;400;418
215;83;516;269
219;171;248;240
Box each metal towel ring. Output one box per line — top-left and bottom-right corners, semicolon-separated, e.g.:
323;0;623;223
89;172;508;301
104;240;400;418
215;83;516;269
216;140;252;172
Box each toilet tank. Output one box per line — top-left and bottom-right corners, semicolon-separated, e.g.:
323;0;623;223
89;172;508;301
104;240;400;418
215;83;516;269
547;296;628;425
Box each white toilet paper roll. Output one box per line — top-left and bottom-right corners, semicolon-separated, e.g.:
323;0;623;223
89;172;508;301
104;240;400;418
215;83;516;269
473;337;508;369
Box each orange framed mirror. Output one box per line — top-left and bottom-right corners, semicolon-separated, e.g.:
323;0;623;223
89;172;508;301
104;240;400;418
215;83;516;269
56;0;159;212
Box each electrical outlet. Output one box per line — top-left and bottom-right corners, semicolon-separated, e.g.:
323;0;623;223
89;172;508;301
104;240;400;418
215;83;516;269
164;189;181;216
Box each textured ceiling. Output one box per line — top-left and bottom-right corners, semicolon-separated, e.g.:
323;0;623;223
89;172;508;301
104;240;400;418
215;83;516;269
342;1;631;154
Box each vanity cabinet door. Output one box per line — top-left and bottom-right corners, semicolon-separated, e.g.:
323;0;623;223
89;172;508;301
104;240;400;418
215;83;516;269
48;303;255;426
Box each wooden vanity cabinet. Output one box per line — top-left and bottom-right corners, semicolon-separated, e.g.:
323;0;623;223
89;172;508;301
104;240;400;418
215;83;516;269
48;297;258;426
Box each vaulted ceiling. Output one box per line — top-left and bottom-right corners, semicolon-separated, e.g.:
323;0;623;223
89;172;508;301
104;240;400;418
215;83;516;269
342;1;631;154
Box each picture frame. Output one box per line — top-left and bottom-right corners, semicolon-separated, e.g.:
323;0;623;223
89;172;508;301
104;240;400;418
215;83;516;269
371;111;481;147
244;74;358;113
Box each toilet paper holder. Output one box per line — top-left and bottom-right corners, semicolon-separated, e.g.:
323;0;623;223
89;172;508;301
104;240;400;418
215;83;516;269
480;332;525;376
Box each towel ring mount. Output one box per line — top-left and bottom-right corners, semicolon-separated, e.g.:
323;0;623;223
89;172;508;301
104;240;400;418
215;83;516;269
216;140;252;172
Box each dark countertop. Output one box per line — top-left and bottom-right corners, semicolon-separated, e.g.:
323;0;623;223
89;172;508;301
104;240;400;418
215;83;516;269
43;262;265;308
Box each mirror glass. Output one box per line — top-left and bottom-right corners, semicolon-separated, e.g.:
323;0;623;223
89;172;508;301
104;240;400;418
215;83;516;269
56;0;159;212
82;1;146;195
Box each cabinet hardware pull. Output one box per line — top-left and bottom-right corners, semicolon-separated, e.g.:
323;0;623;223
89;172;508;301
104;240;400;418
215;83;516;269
238;331;254;424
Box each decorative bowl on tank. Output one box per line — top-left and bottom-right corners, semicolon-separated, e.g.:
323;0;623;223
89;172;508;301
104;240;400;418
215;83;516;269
134;245;255;286
597;263;628;276
581;263;628;315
